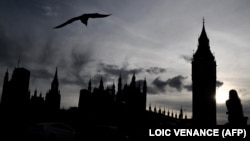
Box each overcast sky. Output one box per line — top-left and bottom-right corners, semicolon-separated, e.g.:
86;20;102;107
0;0;249;125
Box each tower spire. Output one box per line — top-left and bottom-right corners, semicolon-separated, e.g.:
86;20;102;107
194;17;214;60
51;67;59;91
130;72;136;87
199;17;209;42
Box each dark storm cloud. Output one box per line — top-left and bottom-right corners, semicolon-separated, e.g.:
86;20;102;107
151;75;189;94
152;77;168;92
168;75;187;91
99;62;167;75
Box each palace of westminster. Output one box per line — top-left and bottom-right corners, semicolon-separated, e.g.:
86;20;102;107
0;21;248;140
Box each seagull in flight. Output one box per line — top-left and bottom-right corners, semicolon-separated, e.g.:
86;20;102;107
54;13;111;29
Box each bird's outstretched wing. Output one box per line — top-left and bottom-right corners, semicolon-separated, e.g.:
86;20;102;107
86;13;112;18
54;13;111;28
79;13;111;26
54;16;80;28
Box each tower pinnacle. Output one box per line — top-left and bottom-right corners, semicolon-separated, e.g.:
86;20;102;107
199;17;209;43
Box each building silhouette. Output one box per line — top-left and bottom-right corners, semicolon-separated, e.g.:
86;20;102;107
1;67;30;111
30;89;45;113
0;67;61;113
78;73;147;122
1;20;250;140
45;68;61;111
192;19;217;126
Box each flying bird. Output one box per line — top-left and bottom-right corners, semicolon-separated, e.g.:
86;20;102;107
54;13;111;29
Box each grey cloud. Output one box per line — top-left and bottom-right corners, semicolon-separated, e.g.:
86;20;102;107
30;68;53;80
216;80;224;88
168;75;187;91
183;84;192;92
146;67;167;74
151;75;189;94
152;77;168;92
181;54;192;63
99;62;167;83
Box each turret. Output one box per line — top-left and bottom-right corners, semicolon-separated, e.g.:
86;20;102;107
99;77;104;91
88;79;92;92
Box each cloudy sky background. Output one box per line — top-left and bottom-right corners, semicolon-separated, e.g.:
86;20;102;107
0;0;250;124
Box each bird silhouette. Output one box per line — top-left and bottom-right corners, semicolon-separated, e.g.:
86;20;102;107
54;13;111;29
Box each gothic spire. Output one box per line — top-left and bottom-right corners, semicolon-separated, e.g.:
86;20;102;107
198;17;209;47
51;67;59;91
99;77;104;91
194;18;215;61
130;72;136;87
